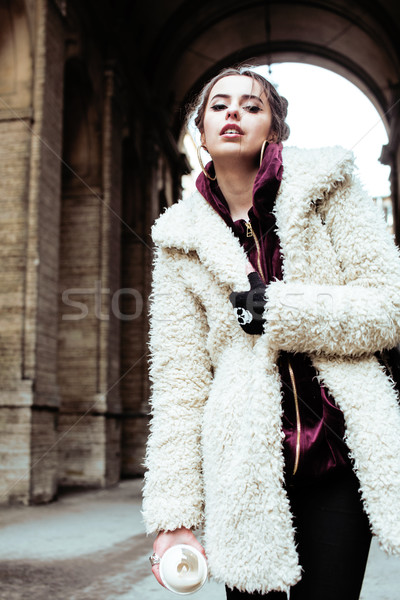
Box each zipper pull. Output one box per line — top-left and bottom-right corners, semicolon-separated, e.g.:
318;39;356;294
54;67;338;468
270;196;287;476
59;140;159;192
245;221;253;238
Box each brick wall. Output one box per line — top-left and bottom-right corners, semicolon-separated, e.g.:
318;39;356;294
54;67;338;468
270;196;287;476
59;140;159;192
0;2;35;504
26;0;64;502
0;120;31;391
57;63;123;487
119;143;163;477
120;236;150;476
0;0;181;503
0;408;31;505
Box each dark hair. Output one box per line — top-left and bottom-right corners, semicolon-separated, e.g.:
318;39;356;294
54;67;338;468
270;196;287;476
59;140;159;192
188;66;290;143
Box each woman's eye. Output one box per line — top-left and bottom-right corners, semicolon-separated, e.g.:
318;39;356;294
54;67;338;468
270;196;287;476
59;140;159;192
210;103;262;113
244;105;261;113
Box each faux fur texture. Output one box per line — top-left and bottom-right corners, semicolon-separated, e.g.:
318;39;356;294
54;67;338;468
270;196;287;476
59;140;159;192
141;145;400;595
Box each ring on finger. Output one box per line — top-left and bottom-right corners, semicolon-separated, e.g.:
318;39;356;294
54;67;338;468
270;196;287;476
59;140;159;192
149;552;161;567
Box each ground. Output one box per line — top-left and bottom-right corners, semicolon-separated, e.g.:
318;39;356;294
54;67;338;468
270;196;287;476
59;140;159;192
0;479;398;599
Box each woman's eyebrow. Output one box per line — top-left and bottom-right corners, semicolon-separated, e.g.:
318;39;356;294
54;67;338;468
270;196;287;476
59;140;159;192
242;94;264;105
210;93;264;105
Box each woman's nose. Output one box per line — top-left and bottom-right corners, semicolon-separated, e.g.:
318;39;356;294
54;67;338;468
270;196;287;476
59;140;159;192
226;107;239;119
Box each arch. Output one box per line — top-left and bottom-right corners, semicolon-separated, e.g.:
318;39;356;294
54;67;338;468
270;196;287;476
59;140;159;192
176;46;392;139
144;0;400;240
141;1;399;143
0;0;33;109
148;0;400;76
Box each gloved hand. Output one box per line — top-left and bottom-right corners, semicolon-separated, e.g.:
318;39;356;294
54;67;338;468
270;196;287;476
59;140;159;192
229;271;267;335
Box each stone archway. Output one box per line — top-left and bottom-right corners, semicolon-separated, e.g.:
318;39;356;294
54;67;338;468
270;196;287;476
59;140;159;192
137;0;400;240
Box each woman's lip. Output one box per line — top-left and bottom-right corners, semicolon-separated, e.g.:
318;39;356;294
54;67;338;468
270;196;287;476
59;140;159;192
220;124;244;135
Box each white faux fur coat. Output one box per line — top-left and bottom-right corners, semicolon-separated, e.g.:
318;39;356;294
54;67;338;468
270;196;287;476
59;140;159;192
141;145;400;595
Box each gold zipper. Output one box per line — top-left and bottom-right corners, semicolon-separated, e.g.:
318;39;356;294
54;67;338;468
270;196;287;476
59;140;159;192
287;358;301;476
245;219;301;474
245;220;266;284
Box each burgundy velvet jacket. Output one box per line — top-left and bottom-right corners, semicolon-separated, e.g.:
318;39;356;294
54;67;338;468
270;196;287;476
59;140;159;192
196;143;352;483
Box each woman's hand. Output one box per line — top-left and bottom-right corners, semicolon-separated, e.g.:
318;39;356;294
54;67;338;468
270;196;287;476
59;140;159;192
151;526;207;588
229;264;267;335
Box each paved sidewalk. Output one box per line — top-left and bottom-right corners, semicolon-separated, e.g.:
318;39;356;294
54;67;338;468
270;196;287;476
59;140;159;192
0;479;398;600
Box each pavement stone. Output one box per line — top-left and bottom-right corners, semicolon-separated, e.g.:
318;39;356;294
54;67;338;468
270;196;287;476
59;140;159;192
0;479;398;599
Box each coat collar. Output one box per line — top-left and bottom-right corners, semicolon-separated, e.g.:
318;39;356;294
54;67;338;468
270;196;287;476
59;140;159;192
151;145;355;291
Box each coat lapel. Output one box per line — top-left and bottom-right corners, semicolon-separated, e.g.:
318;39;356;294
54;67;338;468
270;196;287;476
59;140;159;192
151;189;250;290
273;145;355;282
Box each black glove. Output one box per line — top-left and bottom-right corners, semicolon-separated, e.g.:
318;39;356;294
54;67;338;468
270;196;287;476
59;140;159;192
229;271;267;335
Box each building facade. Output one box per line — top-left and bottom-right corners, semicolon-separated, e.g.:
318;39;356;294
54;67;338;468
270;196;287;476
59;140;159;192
0;0;399;504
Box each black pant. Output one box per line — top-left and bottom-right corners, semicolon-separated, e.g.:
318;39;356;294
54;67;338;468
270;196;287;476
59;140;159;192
225;467;372;600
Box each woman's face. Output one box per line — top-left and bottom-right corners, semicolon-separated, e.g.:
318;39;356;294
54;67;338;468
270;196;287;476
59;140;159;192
201;75;274;165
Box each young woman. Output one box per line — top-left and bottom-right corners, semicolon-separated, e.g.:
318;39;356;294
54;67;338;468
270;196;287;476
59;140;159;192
142;66;400;599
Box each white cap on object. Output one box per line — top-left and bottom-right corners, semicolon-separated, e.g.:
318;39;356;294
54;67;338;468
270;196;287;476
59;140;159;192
159;544;208;595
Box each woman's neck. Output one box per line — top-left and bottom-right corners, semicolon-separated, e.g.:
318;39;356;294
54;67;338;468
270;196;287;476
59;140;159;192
213;160;258;222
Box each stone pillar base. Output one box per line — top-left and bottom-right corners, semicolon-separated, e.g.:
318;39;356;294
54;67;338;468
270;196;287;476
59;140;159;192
57;413;121;488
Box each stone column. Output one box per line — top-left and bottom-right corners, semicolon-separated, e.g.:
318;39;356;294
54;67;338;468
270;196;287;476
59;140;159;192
120;134;158;477
0;0;64;504
57;63;123;488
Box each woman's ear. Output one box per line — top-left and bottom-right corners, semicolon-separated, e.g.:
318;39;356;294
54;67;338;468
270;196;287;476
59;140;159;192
268;132;278;143
200;131;206;146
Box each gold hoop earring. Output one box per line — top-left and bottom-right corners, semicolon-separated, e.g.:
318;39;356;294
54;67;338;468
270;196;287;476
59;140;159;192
197;145;216;181
260;140;269;167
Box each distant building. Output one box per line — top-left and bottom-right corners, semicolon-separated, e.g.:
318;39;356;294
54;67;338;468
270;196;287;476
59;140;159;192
374;196;394;236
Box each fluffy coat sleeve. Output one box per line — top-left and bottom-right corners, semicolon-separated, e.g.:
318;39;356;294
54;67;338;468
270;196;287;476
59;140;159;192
141;246;213;534
264;174;400;356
